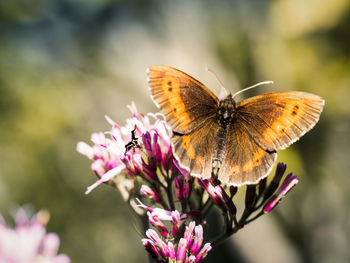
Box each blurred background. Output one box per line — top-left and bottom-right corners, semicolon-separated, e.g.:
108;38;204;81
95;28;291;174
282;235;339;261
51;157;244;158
0;0;349;262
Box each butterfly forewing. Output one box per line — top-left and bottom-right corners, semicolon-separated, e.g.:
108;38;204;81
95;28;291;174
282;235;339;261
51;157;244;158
218;121;277;186
235;91;324;152
148;66;219;134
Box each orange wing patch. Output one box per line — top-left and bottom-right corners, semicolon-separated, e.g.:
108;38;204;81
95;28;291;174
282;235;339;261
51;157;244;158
161;75;192;127
180;135;196;159
148;66;219;134
150;72;192;132
262;100;304;144
242;147;266;173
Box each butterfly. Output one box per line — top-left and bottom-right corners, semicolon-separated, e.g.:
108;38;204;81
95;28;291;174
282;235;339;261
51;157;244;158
147;66;324;186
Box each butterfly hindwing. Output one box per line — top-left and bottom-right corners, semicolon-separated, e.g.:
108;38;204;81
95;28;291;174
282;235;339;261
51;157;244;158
218;121;277;185
148;66;219;134
172;117;219;179
235;91;324;152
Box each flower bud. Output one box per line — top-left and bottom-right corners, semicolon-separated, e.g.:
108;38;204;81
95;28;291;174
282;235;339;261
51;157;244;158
190;225;203;254
183;222;195;248
245;185;257;210
174;176;184;201
195;243;212;262
168;242;176;260
263;173;299;213
197;179;225;207
142;239;160;259
147;212;169;237
176;238;187;262
264;162;287;200
145;229;169;257
171;210;182;237
140;185;162;203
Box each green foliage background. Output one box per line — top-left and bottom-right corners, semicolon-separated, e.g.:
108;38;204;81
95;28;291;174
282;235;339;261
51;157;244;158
0;0;349;262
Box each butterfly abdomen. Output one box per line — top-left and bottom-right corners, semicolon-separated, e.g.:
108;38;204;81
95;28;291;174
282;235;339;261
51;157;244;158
213;95;237;168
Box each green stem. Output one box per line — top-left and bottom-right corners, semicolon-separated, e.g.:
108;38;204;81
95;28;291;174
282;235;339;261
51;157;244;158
202;198;214;217
210;204;259;247
166;179;175;211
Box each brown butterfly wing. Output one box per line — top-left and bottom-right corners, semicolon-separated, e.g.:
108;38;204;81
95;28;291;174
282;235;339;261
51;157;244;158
235;91;324;152
218;91;323;186
172;116;219;179
148;66;219;134
218;121;277;186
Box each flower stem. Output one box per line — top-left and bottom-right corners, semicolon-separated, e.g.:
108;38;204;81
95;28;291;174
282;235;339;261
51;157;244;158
202;198;214;217
245;211;264;224
165;179;175;211
210;204;261;247
210;226;237;247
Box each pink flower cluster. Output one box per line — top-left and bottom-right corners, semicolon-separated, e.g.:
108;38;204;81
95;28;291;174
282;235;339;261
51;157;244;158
77;102;173;196
0;208;70;263
137;200;212;262
77;102;300;262
142;219;211;262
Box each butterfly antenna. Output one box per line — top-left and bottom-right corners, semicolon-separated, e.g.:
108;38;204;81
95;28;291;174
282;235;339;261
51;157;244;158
206;67;228;97
232;80;274;99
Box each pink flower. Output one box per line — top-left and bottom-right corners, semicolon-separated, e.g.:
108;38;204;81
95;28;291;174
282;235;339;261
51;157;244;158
183;222;195;248
176;238;187;262
41;233;70;263
142;219;211;263
77;102;173;194
137;199;173;221
195;243;212;262
140;185;162;203
190;225;204;254
197;179;225;207
263;162;287;200
147;212;169;237
171;210;181;237
174;172;194;202
168;242;176;260
186;255;196;263
145;229;169;257
0;208;70;263
141;239;160;260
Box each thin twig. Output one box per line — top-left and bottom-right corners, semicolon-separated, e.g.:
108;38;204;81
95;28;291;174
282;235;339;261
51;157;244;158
165;179;175;211
245;211;264;224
